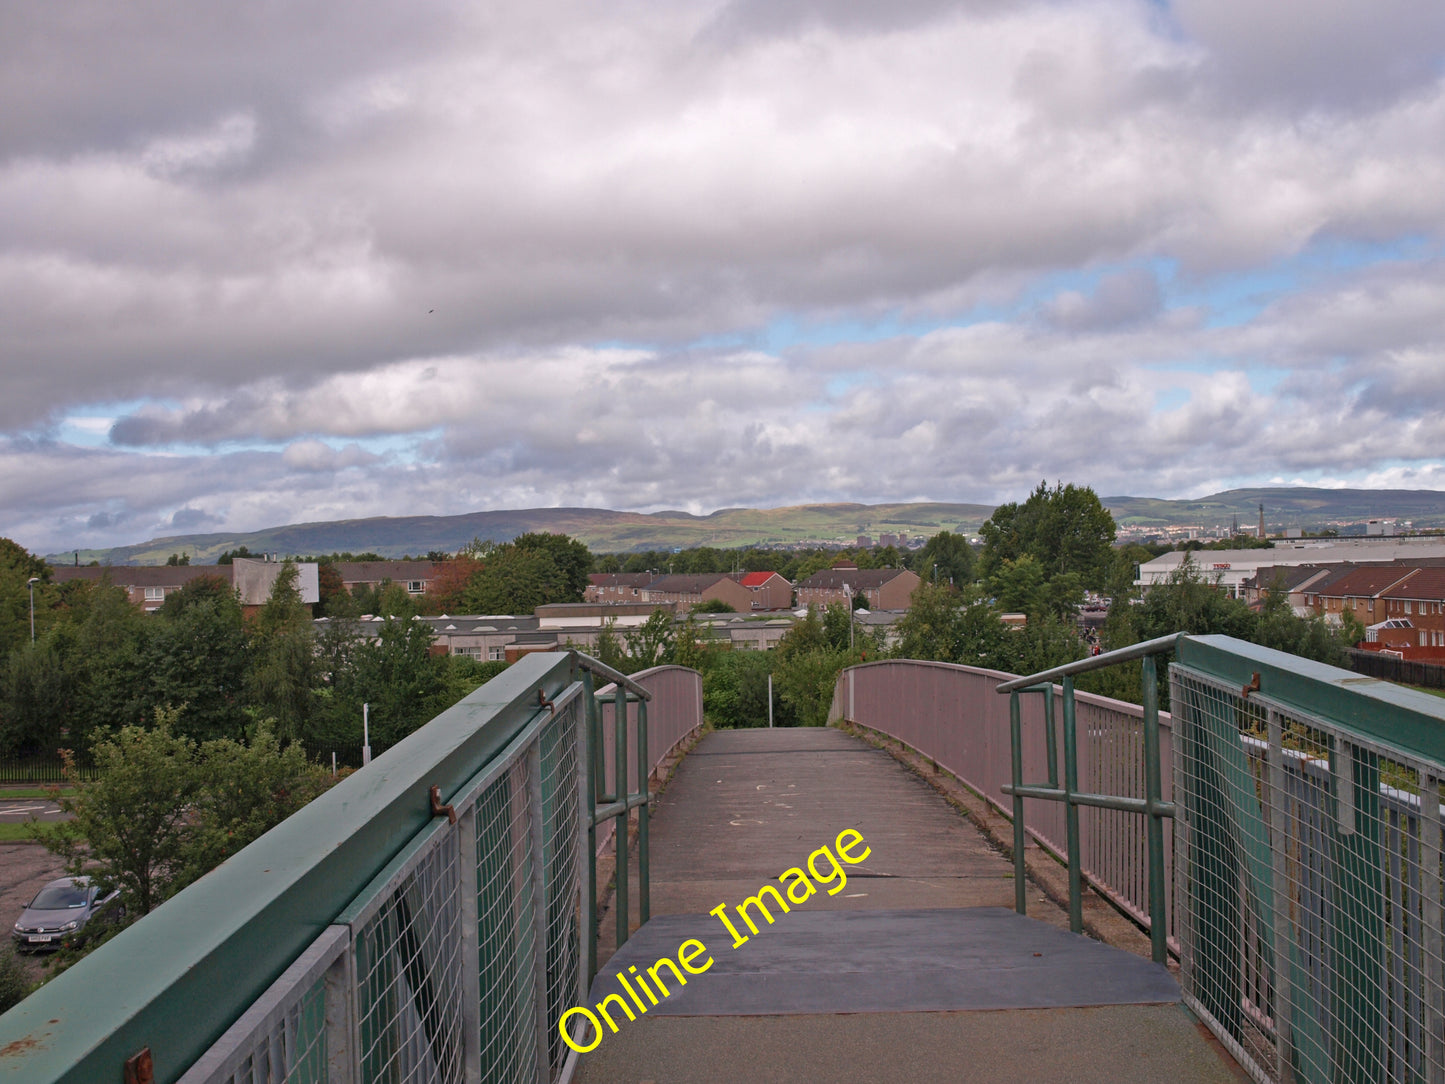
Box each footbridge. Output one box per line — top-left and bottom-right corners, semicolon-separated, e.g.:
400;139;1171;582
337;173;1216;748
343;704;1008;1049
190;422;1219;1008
2;638;1443;1083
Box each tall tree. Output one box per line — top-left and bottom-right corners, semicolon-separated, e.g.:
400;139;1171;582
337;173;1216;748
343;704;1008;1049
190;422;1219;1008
979;481;1116;591
915;531;976;587
0;538;49;656
244;562;316;741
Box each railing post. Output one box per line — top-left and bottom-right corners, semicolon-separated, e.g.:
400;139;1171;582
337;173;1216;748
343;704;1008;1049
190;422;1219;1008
1062;677;1082;934
1043;685;1058;790
614;682;629;950
1265;707;1295;1080
457;799;482;1084
1142;655;1168;965
527;740;552;1084
1009;690;1027;916
581;669;599;986
637;698;650;927
323;941;357;1084
1422;772;1444;1084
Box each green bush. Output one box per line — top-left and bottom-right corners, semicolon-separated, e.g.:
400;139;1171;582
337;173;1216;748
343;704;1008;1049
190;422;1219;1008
0;946;30;1013
703;650;792;728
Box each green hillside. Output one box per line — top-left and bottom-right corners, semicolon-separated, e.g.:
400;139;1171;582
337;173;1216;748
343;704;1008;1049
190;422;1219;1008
47;488;1445;567
54;502;995;566
1102;488;1445;533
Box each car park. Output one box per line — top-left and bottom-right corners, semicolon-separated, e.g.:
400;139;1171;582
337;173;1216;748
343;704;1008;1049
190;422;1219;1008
10;876;123;952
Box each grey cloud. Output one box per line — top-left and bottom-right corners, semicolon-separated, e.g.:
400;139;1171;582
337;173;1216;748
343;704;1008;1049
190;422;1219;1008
0;0;466;159
1171;0;1445;111
698;0;1011;47
1044;268;1164;331
170;506;220;529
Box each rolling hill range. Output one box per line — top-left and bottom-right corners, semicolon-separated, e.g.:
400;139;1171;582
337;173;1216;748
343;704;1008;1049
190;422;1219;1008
46;488;1445;566
52;502;995;565
1102;487;1445;533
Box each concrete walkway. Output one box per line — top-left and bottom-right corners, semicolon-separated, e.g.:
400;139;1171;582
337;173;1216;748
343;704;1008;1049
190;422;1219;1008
577;728;1245;1084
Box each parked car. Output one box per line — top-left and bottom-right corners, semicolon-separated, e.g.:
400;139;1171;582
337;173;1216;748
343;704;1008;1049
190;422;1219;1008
11;876;123;952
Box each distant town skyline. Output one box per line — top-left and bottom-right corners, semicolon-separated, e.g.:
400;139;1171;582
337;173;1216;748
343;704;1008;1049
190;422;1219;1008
5;1;1445;554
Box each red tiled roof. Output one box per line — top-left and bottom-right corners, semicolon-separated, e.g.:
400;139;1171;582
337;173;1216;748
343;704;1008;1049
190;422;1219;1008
1315;566;1417;598
740;571;782;587
1380;568;1445;601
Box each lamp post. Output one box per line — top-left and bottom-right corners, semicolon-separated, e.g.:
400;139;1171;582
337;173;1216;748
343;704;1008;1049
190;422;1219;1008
27;577;38;643
843;583;854;653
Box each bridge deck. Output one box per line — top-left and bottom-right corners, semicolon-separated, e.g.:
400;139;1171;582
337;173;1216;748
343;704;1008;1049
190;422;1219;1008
578;727;1244;1083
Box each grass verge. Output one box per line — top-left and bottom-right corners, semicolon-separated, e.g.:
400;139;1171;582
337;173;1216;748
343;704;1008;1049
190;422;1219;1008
0;823;42;843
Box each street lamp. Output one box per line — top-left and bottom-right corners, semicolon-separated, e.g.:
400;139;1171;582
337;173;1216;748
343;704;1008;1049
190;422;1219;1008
843;583;854;653
27;577;38;643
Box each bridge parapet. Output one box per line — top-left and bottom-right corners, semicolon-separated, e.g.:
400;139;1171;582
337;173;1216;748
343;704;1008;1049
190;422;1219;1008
833;638;1445;1084
0;652;701;1084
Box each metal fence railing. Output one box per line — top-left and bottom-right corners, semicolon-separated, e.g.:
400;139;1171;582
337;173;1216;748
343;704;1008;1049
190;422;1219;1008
1172;636;1445;1084
829;657;1175;951
0;750;99;783
167;681;588;1084
0;651;702;1084
835;637;1445;1084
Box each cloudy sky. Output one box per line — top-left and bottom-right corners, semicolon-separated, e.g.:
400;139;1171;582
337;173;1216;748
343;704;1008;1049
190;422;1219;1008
4;0;1445;554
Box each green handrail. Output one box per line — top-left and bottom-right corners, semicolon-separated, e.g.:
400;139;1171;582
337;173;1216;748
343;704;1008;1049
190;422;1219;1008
997;633;1183;964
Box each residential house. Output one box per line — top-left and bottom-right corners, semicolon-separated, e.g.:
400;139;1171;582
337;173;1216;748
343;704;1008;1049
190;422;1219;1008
639;574;753;613
1378;568;1445;650
1243;565;1339;615
731;571;792;610
1301;565;1420;628
584;573;657;603
51;558;320;614
333;561;439;599
794;562;920;611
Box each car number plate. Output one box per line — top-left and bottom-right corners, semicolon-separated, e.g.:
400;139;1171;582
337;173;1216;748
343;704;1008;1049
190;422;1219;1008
28;935;53;943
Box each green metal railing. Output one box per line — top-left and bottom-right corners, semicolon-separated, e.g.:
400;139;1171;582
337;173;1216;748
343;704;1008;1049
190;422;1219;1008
0;651;681;1084
997;633;1183;964
999;633;1445;1083
576;655;655;985
1170;636;1445;1084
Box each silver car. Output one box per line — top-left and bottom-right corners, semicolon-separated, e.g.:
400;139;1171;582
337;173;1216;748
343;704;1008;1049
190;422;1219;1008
11;876;122;951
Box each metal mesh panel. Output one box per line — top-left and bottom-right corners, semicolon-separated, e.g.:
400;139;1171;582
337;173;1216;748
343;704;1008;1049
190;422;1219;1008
176;926;348;1084
1172;665;1445;1084
473;757;542;1083
353;824;467;1084
219;982;327;1084
1075;693;1175;943
541;700;583;1074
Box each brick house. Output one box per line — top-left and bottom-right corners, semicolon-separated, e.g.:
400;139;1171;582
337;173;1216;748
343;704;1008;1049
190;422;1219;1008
1378;568;1445;649
732;571;792;610
1301;565;1420;628
51;558;320;614
638;574;753;613
333;561;440;598
794;563;920;611
584;573;657;603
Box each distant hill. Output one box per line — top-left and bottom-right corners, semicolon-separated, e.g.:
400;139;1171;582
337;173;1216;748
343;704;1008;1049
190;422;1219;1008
1101;487;1445;533
49;502;995;566
45;488;1445;566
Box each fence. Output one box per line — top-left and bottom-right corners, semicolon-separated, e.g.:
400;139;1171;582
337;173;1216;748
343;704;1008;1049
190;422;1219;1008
1347;647;1445;690
0;750;98;784
591;665;704;857
0;651;700;1084
829;658;1173;946
835;638;1445;1084
1172;635;1445;1084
